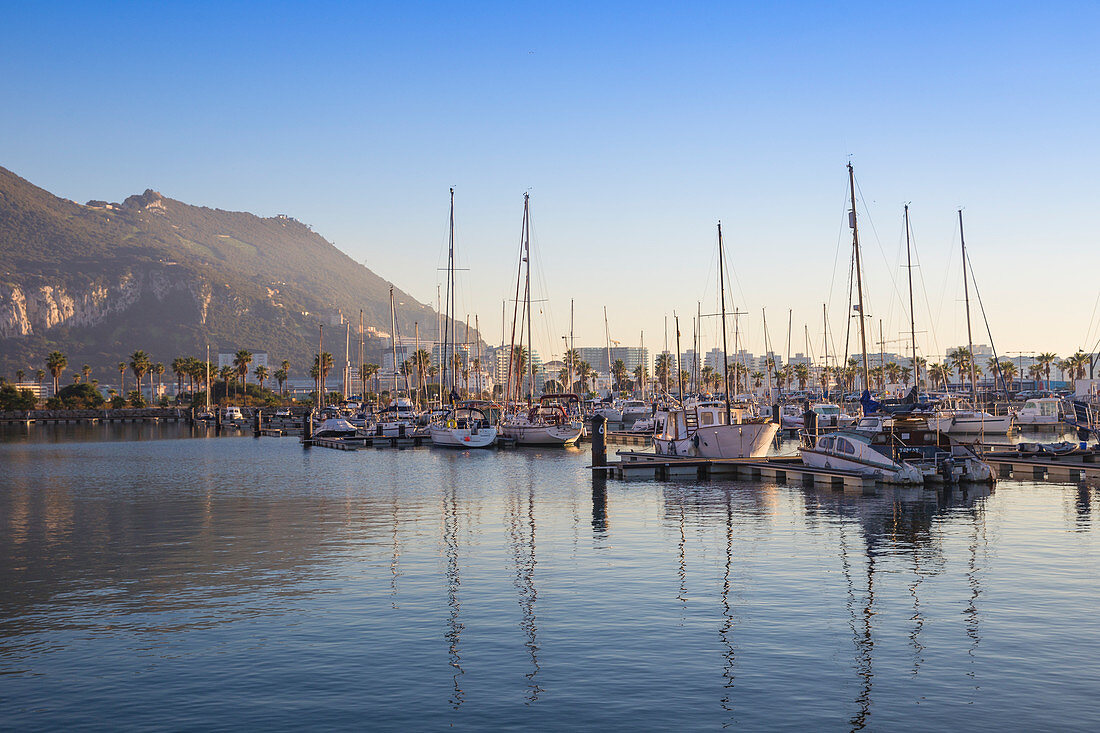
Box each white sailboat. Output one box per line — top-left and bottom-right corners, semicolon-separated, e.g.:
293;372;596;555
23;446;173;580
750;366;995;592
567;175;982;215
430;189;496;448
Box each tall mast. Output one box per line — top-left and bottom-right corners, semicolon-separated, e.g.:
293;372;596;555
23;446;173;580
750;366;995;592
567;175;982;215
604;305;612;394
414;322;421;410
505;197;527;407
822;304;829;394
464;315;470;398
959;209;977;401
568;299;574;394
319;322;325;409
717;221;731;422
475;315;481;397
344;319;351;398
205;343;210;412
674;313;684;405
640;330;646;400
663;315;668;394
443;188;455;400
848;163;871;392
904;205;919;389
437;285;442;408
762;308;773;403
358;310;364;398
389;286;398;397
524;194;533;403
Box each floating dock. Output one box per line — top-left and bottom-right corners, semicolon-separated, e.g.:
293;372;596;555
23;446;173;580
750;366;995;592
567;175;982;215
981;450;1100;483
596;452;877;490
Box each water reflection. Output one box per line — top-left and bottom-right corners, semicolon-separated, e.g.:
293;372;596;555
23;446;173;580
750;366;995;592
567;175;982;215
507;473;541;702
442;481;464;708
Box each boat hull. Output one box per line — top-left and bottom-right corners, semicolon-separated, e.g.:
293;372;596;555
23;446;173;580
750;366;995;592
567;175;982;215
653;421;778;459
800;447;924;484
501;422;583;446
429;425;498;448
927;414;1013;434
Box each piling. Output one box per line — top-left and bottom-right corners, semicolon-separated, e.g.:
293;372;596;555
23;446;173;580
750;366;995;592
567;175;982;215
591;415;607;467
215;408;222;434
302;410;313;445
253;409;262;437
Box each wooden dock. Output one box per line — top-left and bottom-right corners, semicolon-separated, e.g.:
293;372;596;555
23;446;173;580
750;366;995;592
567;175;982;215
598;451;878;490
981;450;1100;483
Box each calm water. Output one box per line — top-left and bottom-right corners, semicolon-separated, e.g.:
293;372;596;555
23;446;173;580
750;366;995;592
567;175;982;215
2;424;1099;731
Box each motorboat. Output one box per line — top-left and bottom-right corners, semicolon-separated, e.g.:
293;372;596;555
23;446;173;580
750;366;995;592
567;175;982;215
501;395;584;446
926;408;1013;435
593;401;622;423
800;429;924;484
619;399;651;425
807;402;858;429
315;417;357;438
630;416;656;434
223;406;244;422
652;401;778;458
430;405;498;448
1014;397;1062;426
803;414;993;483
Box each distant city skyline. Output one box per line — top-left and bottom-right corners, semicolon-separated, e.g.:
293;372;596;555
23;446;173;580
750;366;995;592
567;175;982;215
3;3;1098;363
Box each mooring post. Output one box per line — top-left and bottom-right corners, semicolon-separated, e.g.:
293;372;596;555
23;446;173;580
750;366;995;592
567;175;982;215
303;410;313;445
214;408;222;434
591;414;607;467
253;409;262;437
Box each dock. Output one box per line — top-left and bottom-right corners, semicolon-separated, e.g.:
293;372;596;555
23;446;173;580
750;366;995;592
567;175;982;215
597;451;877;490
981;450;1100;483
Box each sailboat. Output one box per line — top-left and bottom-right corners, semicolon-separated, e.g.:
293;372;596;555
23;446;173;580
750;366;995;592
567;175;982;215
373;286;420;438
499;193;583;447
430;189;499;448
652;221;778;458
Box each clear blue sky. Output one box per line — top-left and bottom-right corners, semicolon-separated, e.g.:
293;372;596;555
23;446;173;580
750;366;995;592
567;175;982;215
4;2;1099;365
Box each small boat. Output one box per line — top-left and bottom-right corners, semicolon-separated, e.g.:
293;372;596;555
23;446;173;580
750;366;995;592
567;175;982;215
501;395;584;446
630;416;656;434
1016;441;1078;456
430;406;498;448
619;399;651;424
315;417;357;438
927;408;1013;435
800;428;925;484
807;402;858;429
371;397;418;437
223;406;244;422
653;401;778;459
1014;397;1062;426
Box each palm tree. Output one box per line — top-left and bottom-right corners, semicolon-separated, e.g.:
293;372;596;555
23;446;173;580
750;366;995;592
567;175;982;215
751;370;764;390
171;357;186;396
360;363;379;397
655;353;673;392
82;364;91;383
129;351;151;400
947;347;972;385
612;359;628;393
34;369;45;395
999;360;1018;391
1037;352;1058;391
254;365;269;390
575;361;593;394
792;363;810;391
72;373;81;384
633;364;648;394
233;350;253;387
274;368;287;395
154;363;165;399
15;369;24;384
899;366;912;387
45;351;67;395
313;352;334;395
884;361;901;385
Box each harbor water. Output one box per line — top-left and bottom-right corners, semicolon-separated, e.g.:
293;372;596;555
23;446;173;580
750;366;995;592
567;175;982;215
2;424;1099;730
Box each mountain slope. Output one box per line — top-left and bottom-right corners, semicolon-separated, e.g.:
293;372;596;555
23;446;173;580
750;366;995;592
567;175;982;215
0;165;445;379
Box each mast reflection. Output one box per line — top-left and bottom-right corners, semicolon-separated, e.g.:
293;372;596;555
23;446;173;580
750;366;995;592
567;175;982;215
507;479;541;702
442;482;464;708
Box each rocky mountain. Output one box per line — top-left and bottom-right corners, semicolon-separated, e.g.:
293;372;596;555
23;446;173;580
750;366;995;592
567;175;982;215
0;165;451;380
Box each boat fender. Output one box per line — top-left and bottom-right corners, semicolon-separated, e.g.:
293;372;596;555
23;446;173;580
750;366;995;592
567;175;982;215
447;419;456;428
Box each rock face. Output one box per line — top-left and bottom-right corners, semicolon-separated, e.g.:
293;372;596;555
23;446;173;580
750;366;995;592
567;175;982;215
0;269;200;338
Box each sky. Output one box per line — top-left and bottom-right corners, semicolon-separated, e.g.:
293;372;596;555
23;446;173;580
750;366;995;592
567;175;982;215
3;1;1099;366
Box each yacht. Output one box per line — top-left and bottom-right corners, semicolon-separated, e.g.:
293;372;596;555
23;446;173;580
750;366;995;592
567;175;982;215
314;417;357;438
652;401;778;459
430;405;498;448
619;399;651;424
800;429;924;484
371;397;419;437
926;408;1013;434
1014;397;1062;426
501;395;584;446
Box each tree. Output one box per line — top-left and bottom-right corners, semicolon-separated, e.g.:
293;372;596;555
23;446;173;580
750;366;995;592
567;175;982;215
884;361;901;385
999;360;1018;391
751;370;764;390
360;363;379;398
947;347;972;385
633;364;648;393
254;365;269;390
313;352;334;394
129;351;151;400
1037;352;1058;391
45;351;67;395
154;363;165;397
575;361;593;394
280;360;291;395
82;364;91;383
612;359;628;393
655;353;673;392
274;367;288;395
793;363;810;391
52;382;106;409
0;384;36;410
899;366;912;387
15;369;24;384
34;369;45;395
700;365;715;393
234;350;253;386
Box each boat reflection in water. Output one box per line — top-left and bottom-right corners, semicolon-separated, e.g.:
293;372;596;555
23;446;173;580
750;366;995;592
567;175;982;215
659;480;993;729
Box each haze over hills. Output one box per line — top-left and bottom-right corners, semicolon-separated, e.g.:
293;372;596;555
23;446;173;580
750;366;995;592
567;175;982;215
0;165;464;381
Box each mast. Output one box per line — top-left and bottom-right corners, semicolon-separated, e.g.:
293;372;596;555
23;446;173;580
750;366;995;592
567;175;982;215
344;319;351;398
464;315;470;398
762;308;773;404
904;205;919;389
848;162;871;392
205;343;210;412
524;194;533;403
443;188;455;402
415;322;421;410
959;208;978;401
389;286;398;397
822;304;829;395
640;330;646;401
358;310;364;399
475;315;482;398
663;314;668;394
717;221;731;422
437;285;443;408
567;299;574;394
604;305;612;395
674;313;684;405
319;322;325;409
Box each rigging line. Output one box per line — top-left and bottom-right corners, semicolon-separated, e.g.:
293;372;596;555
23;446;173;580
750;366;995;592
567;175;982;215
964;248;1009;394
1084;289;1100;353
932;214;962;359
853;176;909;332
827;184;854;320
905;211;942;360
